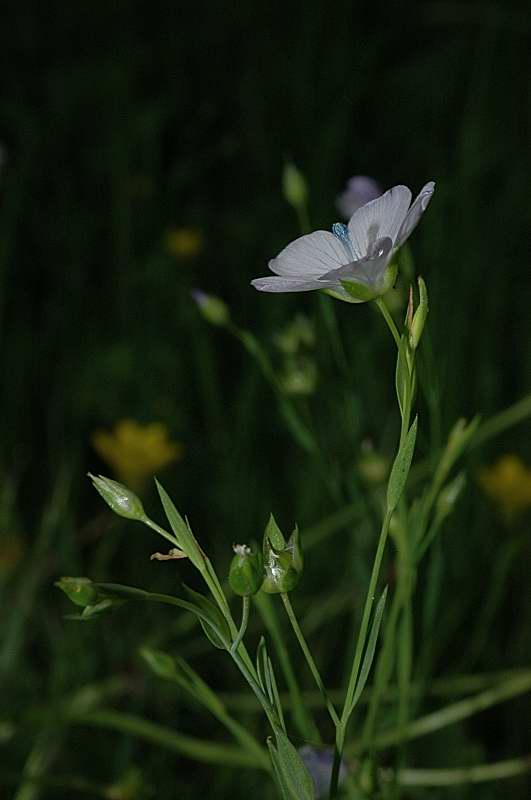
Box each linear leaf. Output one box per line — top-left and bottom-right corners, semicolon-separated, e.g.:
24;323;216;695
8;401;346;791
387;416;418;512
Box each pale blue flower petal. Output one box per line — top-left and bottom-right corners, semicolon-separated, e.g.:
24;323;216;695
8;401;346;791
321;237;393;288
348;185;411;258
396;181;435;247
251;276;327;293
269;230;347;278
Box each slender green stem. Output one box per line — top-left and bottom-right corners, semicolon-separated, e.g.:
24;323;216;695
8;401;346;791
229;648;280;732
68;709;266;769
396;755;531;786
340;510;393;723
359;672;531;752
374;298;401;348
230;596;250;654
362;588;403;745
472;392;531;447
329;510;393;797
254;592;320;742
144;517;181;549
280;593;340;727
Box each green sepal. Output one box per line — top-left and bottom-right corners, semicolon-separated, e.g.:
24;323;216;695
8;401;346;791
341;262;398;304
262;526;303;594
265;514;286;550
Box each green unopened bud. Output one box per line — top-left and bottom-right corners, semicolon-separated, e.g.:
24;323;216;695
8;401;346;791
262;525;303;594
282;162;308;209
192;290;230;326
229;543;264;596
409;276;428;350
55;576;99;607
89;473;146;521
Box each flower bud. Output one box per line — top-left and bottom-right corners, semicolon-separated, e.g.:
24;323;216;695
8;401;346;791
229;542;264;596
282;162;308;210
262;525;303;594
55;576;99;607
409;276;428;350
191;289;230;326
89;473;146;521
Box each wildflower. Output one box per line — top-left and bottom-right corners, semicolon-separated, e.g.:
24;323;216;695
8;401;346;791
164;227;202;259
478;455;531;523
251;182;434;303
91;420;182;491
336;175;382;219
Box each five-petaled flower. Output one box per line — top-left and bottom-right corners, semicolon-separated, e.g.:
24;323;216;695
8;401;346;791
251;182;434;303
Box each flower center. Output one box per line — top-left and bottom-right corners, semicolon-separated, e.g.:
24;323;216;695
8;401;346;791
332;222;356;261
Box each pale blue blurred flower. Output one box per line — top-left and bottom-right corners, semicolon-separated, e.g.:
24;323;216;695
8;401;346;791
336;175;382;219
252;182;435;302
298;746;347;798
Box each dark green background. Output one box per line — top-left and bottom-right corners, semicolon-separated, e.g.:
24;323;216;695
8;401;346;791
1;2;530;798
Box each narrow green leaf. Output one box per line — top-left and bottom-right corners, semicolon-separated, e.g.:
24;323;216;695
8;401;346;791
387;416;418;512
274;730;316;800
155;479;204;569
141;647;226;716
256;637;270;699
266;654;286;732
140;646;178;682
267;739;292;800
183;585;230;650
349;586;388;714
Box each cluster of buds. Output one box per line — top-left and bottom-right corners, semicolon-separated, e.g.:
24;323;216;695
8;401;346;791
228;514;304;597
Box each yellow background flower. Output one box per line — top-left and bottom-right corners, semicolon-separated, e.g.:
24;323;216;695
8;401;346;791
164;227;202;259
478;454;531;523
92;420;183;491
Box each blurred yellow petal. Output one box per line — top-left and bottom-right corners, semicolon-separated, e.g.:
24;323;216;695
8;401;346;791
165;227;202;259
91;420;183;491
478;454;531;524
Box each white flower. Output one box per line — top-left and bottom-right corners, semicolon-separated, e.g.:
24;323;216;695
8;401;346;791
252;182;434;302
